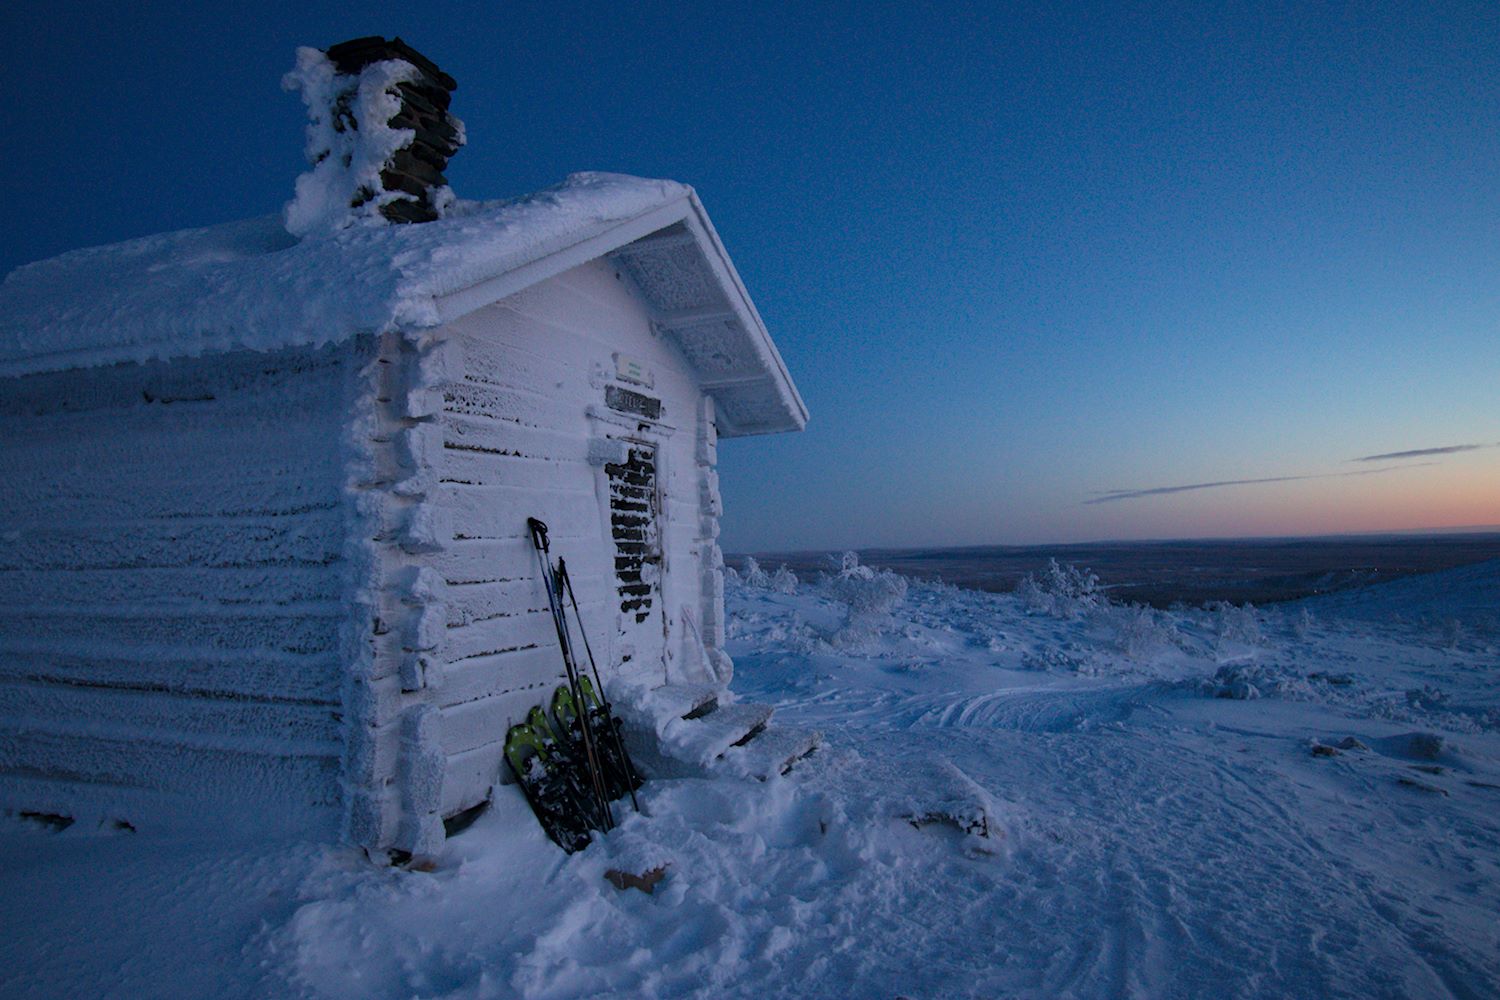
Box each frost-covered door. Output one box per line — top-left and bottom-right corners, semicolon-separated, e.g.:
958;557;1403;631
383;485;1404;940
605;441;666;682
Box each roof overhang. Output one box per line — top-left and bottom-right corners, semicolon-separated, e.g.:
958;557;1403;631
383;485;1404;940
430;190;807;438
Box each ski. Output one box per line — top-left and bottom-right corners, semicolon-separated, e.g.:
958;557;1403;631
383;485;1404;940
527;517;616;831
552;679;642;806
554;555;643;812
527;704;612;832
503;720;593;853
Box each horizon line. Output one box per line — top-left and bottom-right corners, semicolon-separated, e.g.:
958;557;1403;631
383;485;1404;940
727;523;1500;556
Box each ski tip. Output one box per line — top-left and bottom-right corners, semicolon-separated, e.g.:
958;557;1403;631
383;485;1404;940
504;721;545;772
552;683;577;721
578;675;600;706
527;705;559;743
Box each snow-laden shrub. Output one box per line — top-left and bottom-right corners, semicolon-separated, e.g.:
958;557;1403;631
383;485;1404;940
1292;606;1315;641
824;552;907;616
731;558;797;594
1211;601;1261;646
1109;603;1179;660
1402;731;1446;760
1205;661;1309;700
1405;686;1449;710
1021;645;1087;673
917;575;965;599
832;551;868;578
1439;618;1465;651
822;551;908;647
742;556;771;589
1013;575;1042;611
1015;559;1103;619
723;564;742;586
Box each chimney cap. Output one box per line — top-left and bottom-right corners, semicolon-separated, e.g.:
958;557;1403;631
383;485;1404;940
324;36;457;92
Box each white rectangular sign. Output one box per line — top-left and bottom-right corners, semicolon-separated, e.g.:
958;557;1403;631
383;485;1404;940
615;353;653;387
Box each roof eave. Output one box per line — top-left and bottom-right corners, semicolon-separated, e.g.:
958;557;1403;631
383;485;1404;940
678;191;808;438
427;191;807;440
429;196;697;328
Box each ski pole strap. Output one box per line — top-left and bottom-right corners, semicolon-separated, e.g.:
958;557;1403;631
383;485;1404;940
527;517;550;554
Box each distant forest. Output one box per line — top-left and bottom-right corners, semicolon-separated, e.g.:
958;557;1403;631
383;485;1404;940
730;534;1500;607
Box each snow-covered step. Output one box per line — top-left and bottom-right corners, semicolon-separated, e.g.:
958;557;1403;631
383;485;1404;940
616;685;790;778
716;724;822;780
633;701;776;776
668;702;774;766
648;683;721;721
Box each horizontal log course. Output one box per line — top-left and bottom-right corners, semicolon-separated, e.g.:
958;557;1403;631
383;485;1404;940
0;608;342;657
0;516;345;572
434;537;609;586
0;677;342;748
0;646;341;704
0;725;342;805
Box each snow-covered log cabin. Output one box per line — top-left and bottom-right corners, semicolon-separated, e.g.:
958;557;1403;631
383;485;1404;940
0;38;806;858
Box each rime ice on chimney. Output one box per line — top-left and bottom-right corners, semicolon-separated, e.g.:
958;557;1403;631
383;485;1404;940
283;35;465;236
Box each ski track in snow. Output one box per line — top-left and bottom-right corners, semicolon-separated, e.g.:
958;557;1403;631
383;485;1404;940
712;573;1500;1000
3;563;1499;998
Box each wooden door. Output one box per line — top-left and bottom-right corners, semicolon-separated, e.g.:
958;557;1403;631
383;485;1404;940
603;440;666;682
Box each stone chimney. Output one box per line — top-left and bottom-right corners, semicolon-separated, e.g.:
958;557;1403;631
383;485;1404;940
284;36;465;236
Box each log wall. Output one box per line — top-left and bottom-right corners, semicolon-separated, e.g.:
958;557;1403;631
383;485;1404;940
0;344;361;834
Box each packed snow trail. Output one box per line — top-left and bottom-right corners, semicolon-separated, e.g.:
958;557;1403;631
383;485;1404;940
1;560;1497;998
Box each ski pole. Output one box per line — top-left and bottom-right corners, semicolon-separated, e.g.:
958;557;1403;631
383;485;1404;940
557;557;642;812
532;522;613;832
527;518;614;831
534;525;613;831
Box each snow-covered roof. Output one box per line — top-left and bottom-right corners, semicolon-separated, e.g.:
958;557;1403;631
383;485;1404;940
0;172;806;437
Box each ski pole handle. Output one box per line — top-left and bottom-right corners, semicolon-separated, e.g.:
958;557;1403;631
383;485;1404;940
527;517;550;554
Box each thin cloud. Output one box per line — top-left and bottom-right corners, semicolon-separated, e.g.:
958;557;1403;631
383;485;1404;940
1086;463;1433;505
1352;442;1495;462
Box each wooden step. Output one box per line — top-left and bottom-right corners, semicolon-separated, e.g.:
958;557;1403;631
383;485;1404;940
659;702;774;769
717;725;822;780
620;699;775;777
648;682;721;721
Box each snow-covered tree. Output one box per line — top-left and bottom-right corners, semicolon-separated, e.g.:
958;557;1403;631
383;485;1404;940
822;551;908;646
1016;559;1103;619
742;556;771;589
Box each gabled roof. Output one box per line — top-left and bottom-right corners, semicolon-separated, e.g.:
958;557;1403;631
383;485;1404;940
0;173;806;437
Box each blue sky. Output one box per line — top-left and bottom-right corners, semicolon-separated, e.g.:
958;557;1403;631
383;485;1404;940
3;2;1496;550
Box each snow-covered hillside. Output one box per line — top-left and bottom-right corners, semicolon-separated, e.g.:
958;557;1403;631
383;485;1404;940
4;558;1498;998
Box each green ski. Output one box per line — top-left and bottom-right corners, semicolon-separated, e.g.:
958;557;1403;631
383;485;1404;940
504;720;594;853
552;679;642;806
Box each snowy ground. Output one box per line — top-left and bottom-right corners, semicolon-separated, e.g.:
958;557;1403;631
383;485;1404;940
4;559;1499;999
